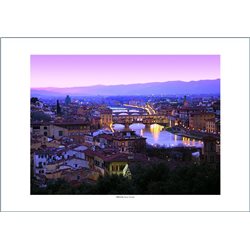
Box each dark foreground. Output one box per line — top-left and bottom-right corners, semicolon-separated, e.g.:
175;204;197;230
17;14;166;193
31;162;220;195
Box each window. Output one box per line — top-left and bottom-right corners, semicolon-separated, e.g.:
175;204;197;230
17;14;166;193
44;131;48;136
59;131;63;136
44;126;47;130
77;175;80;180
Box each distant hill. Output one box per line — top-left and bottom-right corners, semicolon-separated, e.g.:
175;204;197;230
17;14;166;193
31;79;220;97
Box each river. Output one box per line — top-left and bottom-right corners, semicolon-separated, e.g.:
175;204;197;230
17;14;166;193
113;123;203;148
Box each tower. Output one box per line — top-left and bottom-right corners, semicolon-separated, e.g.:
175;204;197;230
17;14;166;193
65;95;71;106
56;100;62;115
183;95;189;107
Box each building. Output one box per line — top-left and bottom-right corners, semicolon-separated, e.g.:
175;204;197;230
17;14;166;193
65;95;71;106
31;135;62;150
100;109;113;128
54;120;91;143
31;123;69;139
216;120;220;134
46;168;99;185
183;95;189;107
90;117;101;129
156;105;174;117
112;129;146;153
205;118;216;133
189;112;215;131
177;107;206;120
202;136;219;166
33;145;89;176
77;106;87;116
94;133;113;148
85;148;147;177
85;149;128;176
168;115;179;127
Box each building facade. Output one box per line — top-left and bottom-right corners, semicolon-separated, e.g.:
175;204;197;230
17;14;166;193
100;109;113;128
189;112;215;131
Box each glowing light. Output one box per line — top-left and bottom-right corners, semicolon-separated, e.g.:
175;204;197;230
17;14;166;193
150;124;163;142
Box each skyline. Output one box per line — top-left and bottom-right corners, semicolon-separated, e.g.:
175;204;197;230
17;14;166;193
31;55;220;88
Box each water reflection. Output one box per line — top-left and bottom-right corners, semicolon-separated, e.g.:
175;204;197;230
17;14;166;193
113;123;203;148
140;129;143;136
149;123;162;142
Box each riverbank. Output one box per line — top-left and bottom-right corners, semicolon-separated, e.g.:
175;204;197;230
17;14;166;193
166;126;219;140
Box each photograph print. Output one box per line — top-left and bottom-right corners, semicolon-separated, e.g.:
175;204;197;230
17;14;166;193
30;55;220;195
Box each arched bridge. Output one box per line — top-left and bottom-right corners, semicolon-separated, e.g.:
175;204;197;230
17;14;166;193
112;114;169;126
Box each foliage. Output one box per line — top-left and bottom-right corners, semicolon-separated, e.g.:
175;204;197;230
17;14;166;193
31;162;220;195
31;111;51;122
31;97;39;104
146;147;198;161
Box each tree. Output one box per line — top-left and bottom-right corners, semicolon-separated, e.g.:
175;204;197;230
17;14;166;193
56;100;62;115
31;97;39;104
31;111;51;122
31;162;220;195
92;174;135;194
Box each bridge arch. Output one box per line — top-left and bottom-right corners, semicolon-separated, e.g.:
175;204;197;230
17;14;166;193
112;114;169;127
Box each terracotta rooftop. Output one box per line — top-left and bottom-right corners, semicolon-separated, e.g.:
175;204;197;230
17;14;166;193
190;112;215;116
85;148;148;163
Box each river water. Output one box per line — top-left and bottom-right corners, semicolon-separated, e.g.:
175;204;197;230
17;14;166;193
113;123;203;148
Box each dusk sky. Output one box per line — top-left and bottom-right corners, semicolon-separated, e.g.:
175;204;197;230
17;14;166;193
31;55;220;88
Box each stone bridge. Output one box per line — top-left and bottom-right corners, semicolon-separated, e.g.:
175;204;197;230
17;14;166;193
112;114;169;126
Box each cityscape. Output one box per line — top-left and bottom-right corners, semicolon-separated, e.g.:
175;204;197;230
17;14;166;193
31;55;220;195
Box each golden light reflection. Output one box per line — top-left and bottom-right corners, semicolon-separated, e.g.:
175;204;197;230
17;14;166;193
140;129;144;136
150;124;163;142
182;136;197;146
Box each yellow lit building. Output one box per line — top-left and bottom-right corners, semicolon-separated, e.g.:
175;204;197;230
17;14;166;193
85;149;131;177
189;112;215;131
100;109;113;128
206;118;216;133
107;161;128;176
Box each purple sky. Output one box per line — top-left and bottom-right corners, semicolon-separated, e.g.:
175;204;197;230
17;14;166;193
31;55;220;88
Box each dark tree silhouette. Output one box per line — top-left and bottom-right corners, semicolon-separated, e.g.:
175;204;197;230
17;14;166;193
31;97;39;104
56;100;62;115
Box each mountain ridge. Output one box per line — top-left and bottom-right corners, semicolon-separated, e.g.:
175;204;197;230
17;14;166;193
31;79;220;97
